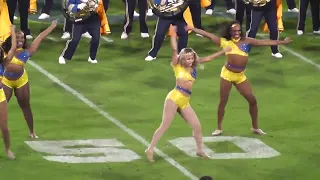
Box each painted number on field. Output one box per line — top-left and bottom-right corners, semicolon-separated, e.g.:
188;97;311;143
25;139;141;163
169;136;280;159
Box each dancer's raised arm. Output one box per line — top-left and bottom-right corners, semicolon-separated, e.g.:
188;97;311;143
28;20;57;56
199;47;231;64
170;26;179;65
185;25;221;46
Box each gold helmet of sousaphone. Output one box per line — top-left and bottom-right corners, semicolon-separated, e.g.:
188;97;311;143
147;0;190;19
62;0;99;23
243;0;271;7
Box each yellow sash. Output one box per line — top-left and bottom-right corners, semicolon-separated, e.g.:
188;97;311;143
262;0;283;33
29;0;37;14
97;0;111;35
0;0;11;44
168;7;194;36
201;0;211;8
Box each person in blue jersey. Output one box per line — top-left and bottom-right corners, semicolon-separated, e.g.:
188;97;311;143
59;0;101;64
1;20;57;139
145;26;231;162
0;25;17;160
188;21;292;136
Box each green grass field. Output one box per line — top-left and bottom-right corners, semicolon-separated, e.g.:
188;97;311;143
1;1;320;180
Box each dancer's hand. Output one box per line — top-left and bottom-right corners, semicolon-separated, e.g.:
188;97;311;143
171;25;178;33
283;37;292;44
184;25;193;32
223;46;232;52
10;25;16;31
51;20;58;27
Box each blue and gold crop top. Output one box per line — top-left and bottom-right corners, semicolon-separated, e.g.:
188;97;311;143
0;64;4;79
171;63;197;81
220;38;251;57
10;49;31;66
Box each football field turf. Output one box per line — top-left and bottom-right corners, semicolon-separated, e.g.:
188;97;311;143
1;4;320;180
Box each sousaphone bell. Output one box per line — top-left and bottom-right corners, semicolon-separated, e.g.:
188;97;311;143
147;0;190;19
62;0;99;23
242;0;271;7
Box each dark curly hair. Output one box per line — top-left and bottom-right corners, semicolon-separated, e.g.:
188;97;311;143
1;32;28;53
0;47;4;64
220;20;245;41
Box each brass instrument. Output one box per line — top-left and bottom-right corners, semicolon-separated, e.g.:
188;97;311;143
147;0;190;19
243;0;271;7
62;0;99;23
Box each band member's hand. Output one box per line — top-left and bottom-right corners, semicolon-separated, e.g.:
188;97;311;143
184;25;193;32
78;3;87;10
223;46;232;52
283;37;292;44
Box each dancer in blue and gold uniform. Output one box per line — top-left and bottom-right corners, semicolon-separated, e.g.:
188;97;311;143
145;26;230;162
1;20;57;139
188;21;292;136
0;25;17;160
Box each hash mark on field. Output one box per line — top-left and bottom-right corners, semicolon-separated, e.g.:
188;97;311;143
27;60;198;180
46;36;59;42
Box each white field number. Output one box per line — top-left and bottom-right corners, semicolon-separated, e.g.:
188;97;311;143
169;136;280;159
25;139;141;163
25;137;280;163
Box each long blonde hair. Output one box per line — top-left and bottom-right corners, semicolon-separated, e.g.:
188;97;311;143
177;48;199;68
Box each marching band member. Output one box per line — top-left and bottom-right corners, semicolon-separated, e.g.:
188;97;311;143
225;0;236;14
59;0;101;64
262;0;284;33
7;0;33;39
121;0;149;39
145;25;229;162
61;19;92;39
189;0;205;31
286;0;299;12
235;0;252;31
246;0;282;58
297;0;320;35
0;25;16;160
189;21;292;136
61;0;111;40
1;20;57;139
145;0;189;61
38;0;54;20
205;0;216;15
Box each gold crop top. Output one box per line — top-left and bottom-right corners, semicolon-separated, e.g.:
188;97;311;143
220;38;250;57
10;49;31;66
171;63;197;81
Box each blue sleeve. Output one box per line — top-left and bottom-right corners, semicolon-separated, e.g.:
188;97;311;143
68;0;82;13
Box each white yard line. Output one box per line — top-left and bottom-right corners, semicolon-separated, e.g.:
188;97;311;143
27;60;199;180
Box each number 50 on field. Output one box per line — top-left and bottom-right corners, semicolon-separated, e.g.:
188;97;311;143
25;136;280;163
